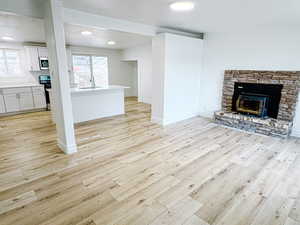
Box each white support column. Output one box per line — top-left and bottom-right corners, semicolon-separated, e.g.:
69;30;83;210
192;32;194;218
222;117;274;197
43;0;77;154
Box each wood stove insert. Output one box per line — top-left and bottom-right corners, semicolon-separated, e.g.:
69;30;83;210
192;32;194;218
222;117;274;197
232;82;283;119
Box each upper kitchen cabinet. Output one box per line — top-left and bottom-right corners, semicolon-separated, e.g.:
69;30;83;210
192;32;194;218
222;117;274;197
38;47;48;58
25;46;49;71
25;46;40;71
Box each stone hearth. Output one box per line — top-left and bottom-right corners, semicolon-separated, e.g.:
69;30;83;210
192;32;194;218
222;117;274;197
215;70;300;138
215;111;293;138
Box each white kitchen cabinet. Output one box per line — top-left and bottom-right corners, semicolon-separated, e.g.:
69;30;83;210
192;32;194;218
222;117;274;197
0;95;5;113
19;93;34;110
4;94;20;112
38;47;48;58
0;85;46;115
33;92;46;109
25;47;40;71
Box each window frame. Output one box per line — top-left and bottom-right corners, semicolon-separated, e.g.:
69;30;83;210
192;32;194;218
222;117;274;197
71;53;109;88
0;48;22;77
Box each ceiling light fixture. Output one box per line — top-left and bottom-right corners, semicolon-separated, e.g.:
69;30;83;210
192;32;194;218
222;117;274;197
107;41;116;45
170;1;195;11
2;36;14;41
81;31;92;36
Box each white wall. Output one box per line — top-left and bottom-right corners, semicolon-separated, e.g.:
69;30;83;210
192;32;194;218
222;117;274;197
68;45;135;97
200;31;300;136
152;33;203;125
121;44;152;103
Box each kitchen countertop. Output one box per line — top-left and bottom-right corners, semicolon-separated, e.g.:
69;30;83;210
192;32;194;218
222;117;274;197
70;85;130;95
0;83;43;89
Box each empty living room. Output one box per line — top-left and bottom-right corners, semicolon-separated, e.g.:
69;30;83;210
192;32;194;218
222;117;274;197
0;0;300;225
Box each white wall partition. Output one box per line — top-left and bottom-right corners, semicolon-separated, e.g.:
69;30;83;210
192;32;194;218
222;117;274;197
152;33;203;125
200;31;300;137
122;44;153;103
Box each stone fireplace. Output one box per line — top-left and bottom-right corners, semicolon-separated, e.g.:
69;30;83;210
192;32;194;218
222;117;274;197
215;70;300;138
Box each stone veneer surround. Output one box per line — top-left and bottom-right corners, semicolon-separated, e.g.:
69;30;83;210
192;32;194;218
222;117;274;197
215;70;300;138
222;70;300;122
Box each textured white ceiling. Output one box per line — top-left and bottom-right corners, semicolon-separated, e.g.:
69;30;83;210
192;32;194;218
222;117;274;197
64;24;151;49
61;0;300;32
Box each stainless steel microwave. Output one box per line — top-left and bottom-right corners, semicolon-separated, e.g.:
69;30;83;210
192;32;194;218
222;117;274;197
39;57;49;70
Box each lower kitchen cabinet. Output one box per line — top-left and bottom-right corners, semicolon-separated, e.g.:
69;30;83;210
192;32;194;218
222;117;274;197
19;93;34;110
0;95;6;113
33;92;46;109
0;86;46;115
4;94;20;112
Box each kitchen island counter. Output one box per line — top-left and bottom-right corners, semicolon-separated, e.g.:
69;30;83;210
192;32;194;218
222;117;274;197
49;85;129;124
70;85;129;123
70;85;129;95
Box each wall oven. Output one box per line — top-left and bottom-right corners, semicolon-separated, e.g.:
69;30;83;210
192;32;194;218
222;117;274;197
39;57;49;70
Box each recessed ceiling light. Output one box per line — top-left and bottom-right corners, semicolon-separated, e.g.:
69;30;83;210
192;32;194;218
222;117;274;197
170;1;195;11
81;31;92;36
2;36;14;41
107;41;116;45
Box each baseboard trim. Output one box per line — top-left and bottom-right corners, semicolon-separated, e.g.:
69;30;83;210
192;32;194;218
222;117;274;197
198;110;215;119
163;112;200;126
57;139;77;154
291;128;300;138
152;112;201;126
0;108;47;117
140;97;152;105
151;116;163;125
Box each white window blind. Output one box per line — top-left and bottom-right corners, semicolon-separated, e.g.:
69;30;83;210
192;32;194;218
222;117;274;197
72;55;108;88
0;49;21;77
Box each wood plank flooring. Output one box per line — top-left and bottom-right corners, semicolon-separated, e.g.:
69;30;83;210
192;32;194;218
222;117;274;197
0;97;300;225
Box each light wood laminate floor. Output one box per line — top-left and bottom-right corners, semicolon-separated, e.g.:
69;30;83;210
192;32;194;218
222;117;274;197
0;97;300;225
